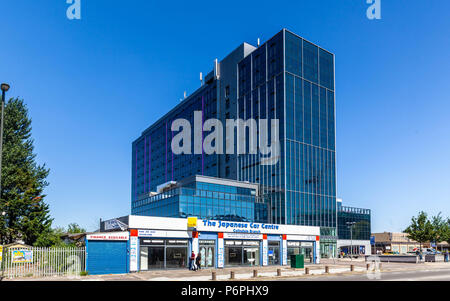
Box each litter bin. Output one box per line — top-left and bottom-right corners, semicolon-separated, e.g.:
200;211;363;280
290;254;304;268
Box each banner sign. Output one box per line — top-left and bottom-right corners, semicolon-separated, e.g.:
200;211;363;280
104;219;128;231
217;238;224;268
0;246;3;263
12;250;33;263
86;232;129;241
129;236;138;272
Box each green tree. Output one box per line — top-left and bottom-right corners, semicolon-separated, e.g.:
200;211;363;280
404;211;433;252
0;98;52;245
67;223;86;234
34;227;66;247
430;213;448;251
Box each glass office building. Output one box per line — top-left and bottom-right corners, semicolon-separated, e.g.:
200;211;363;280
132;175;268;223
132;29;338;257
337;205;371;241
336;201;372;256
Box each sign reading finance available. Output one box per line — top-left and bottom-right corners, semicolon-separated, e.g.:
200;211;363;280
87;232;129;241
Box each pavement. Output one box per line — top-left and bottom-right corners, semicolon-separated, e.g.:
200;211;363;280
4;259;450;281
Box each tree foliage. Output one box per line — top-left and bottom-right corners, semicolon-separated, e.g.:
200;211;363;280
0;98;52;245
67;223;86;234
404;211;433;248
430;213;448;246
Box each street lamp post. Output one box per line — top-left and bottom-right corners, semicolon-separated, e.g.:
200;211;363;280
346;221;356;261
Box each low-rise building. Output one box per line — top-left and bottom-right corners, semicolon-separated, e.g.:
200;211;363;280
336;199;372;256
372;232;425;254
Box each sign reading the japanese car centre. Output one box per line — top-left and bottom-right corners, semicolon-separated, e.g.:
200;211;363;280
197;219;320;236
86;232;129;241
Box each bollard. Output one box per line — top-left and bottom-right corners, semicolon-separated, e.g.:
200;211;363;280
211;271;216;281
350;264;354;272
366;263;370;271
325;266;329;274
277;269;281;277
230;271;235;279
253;270;258;278
305;267;310;275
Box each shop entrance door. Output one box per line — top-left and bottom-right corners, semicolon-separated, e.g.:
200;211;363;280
147;246;165;269
301;247;313;263
268;241;280;265
225;240;260;267
243;247;259;266
199;240;215;268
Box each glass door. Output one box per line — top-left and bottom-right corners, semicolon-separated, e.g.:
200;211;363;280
225;246;242;266
243;247;259;266
147;246;165;269
199;245;215;268
166;247;187;269
268;241;280;265
301;247;313;263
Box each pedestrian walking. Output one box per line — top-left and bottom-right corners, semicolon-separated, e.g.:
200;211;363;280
189;251;196;270
196;253;202;271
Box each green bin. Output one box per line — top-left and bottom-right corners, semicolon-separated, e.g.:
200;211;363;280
290;254;304;268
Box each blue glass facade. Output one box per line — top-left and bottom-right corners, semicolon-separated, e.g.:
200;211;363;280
132;176;268;223
132;29;337;238
236;30;337;231
337;205;371;241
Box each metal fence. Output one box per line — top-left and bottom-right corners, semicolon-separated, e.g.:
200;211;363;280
0;246;86;279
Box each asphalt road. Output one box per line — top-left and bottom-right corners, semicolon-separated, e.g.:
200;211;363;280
284;268;450;281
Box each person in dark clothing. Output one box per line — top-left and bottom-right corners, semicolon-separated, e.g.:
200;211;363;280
195;253;202;271
189;251;196;270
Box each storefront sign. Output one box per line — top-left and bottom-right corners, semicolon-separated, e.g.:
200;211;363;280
286;235;317;241
262;239;268;266
138;229;189;238
217;237;224;268
223;233;262;240
197;219;320;236
282;239;287;265
87;232;129;241
187;217;198;228
12;250;33;263
130;236;138;272
198;220;279;234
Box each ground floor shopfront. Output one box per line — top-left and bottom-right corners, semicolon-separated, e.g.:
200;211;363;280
95;215;321;273
337;239;372;256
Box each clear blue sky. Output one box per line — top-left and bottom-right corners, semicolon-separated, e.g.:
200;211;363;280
2;0;449;232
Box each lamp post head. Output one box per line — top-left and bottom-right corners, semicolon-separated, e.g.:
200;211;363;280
1;83;10;92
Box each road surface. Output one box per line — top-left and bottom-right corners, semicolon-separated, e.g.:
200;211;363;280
283;268;450;281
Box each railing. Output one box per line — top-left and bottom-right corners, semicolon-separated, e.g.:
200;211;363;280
1;246;86;279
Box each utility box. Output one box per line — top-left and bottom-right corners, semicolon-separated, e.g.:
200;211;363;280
290;254;304;268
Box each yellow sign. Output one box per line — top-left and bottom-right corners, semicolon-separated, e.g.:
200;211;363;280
0;246;3;263
187;217;198;228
